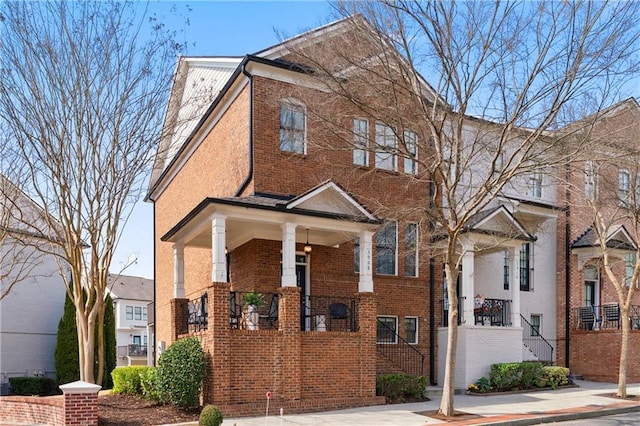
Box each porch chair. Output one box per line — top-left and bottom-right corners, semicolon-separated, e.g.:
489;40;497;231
328;302;349;331
602;303;620;329
578;306;595;330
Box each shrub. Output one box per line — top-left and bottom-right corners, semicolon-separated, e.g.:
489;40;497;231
140;366;159;401
543;366;570;389
490;363;522;390
156;337;206;407
199;405;223;426
111;366;152;396
376;373;427;403
520;362;544;389
471;376;491;393
9;377;58;396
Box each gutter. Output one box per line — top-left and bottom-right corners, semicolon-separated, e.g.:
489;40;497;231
564;164;571;368
234;62;254;196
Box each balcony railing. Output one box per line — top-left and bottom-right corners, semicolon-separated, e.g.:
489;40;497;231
180;293;208;334
117;345;147;357
474;298;512;326
574;304;640;330
300;295;357;332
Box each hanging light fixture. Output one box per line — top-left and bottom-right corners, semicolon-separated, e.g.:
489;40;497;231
304;228;312;254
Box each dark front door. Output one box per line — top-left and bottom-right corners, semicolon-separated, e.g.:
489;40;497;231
297;261;307;330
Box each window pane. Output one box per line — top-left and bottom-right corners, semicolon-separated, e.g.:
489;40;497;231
530;315;541;337
143;307;147;321
354;238;360;273
403;130;417;174
376;221;397;275
405;223;417;277
280;102;305;153
375;123;396;171
626;253;635;287
376;316;397;343
503;250;509;290
126;306;133;320
404;317;417;344
353;119;368;166
135;306;142;320
520;243;530;291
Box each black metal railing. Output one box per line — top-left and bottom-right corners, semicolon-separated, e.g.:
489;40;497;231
300;295;357;332
229;291;279;330
474;298;512;326
575;304;640;330
117;345;148;357
181;293;208;334
376;319;425;376
520;314;553;364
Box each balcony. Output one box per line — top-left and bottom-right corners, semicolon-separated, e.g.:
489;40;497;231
117;344;148;357
574;304;640;330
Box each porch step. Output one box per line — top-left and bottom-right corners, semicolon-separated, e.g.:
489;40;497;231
424;386;466;398
569;373;583;381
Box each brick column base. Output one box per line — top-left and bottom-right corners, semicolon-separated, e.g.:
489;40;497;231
358;292;377;398
59;381;101;426
280;286;301;401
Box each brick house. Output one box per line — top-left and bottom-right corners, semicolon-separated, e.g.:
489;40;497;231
146;17;637;413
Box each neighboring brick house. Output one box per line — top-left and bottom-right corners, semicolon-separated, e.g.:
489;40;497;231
106;274;154;367
146;16;637;414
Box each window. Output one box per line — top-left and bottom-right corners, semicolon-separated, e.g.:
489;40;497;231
619;169;630;205
492;149;504;177
405;223;418;277
503;250;509;290
126;306;133;320
530;314;541;337
134;306;142;321
142;307;148;322
376;221;397;275
584;161;598;201
520;243;532;291
404;317;418;344
377;316;397;344
626;252;636;287
353;118;368;166
375;123;396;171
279;100;305;154
584;265;598;306
529;171;542;198
403;130;417;175
354;237;360;273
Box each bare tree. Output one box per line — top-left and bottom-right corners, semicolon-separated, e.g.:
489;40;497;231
0;0;180;385
282;1;640;415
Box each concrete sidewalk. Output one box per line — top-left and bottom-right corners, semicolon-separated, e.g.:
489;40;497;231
218;380;640;425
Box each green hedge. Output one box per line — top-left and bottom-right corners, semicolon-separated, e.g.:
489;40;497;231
471;362;570;393
9;377;58;396
376;374;427;403
156;337;206;407
111;366;154;396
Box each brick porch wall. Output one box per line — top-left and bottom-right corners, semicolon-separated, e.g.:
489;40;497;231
570;330;640;382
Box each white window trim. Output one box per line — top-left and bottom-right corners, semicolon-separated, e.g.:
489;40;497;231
403;130;418;175
377;315;398;344
374;122;397;171
619;169;630;206
584;161;599;201
279;98;307;154
405;223;418;278
404;316;418;345
530;314;542;337
376;220;398;276
353;118;369;166
529;171;543;198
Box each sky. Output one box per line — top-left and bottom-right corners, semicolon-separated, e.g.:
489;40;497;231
110;1;336;279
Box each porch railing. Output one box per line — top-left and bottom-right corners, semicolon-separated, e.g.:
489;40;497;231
229;291;279;330
474;298;512;326
117;345;148;357
575;304;640;330
300;295;357;332
180;293;208;334
376;319;425;376
520;314;553;363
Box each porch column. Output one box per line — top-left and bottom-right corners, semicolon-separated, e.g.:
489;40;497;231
173;244;185;298
211;214;227;283
460;240;475;325
358;231;374;292
509;245;522;327
281;222;297;287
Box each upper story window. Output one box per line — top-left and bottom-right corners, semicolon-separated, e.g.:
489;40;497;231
584;161;598;201
529;171;542;198
279;100;306;154
492;149;504;177
354;237;360;273
126;306;133;320
353;118;369;166
520;243;532;291
403;130;418;175
375;123;397;171
405;223;418;277
135;306;142;321
376;221;397;275
618;169;630;206
626;252;636;287
503;250;509;290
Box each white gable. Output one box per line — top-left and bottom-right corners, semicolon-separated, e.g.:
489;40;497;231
287;181;376;220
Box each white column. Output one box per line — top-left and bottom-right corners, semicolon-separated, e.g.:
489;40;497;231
173;244;185;298
358;231;374;292
510;245;522;327
211;214;227;283
460;240;475;325
281;222;297;287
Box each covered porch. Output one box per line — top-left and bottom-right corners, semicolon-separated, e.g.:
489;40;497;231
161;181;386;415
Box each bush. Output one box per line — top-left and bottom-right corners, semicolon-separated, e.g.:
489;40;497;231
140;367;159;401
543;366;570;389
468;376;491;393
520;362;545;389
376;374;427;403
490;362;522;390
111;366;152;396
9;377;58;396
199;405;223;426
156;337;206;407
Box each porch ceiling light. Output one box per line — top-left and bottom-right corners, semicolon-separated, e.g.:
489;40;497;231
304;228;312;254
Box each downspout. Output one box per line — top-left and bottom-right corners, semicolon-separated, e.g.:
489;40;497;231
152;200;157;366
429;257;436;385
234;62;254;197
564;164;571;368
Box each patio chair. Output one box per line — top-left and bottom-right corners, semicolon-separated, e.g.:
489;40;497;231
602;303;620;329
329;302;349;331
578;306;595;330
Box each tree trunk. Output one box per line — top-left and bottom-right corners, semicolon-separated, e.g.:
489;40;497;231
96;301;106;386
617;305;629;398
439;263;459;416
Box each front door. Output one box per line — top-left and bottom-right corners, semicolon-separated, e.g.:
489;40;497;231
296;254;309;330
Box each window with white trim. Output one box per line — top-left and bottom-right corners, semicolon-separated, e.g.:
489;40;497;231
377;316;397;344
404;317;418;344
584;161;598;201
619;169;630;205
492;149;504;177
354;237;360;273
520;243;532;291
142;307;147;322
625;252;636;287
503;250;509;290
279;100;305;154
375;123;397;171
376;221;397;275
405;223;418;277
529;171;542;198
530;314;541;337
353;118;368;166
134;306;142;321
126;306;133;320
403;130;417;175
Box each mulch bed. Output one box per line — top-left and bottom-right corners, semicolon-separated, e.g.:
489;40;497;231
98;393;200;426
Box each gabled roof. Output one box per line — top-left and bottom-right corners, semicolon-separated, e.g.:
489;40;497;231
107;274;154;302
464;205;534;242
285;180;377;221
571;225;637;251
